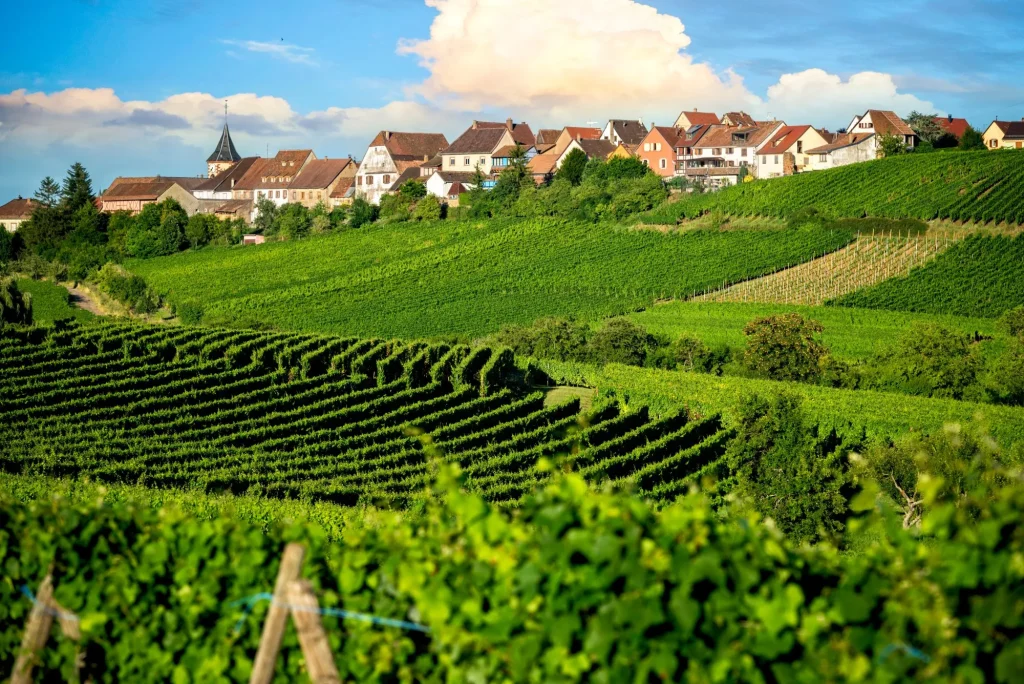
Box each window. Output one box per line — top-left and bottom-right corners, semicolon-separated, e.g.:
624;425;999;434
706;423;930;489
659;158;666;169
774;156;779;164
449;157;455;167
696;149;703;156
727;148;734;154
317;192;322;199
740;148;747;157
298;192;302;200
819;154;827;162
761;156;766;164
713;148;721;155
797;141;803;153
357;176;362;186
383;175;391;185
479;157;486;166
464;157;470;166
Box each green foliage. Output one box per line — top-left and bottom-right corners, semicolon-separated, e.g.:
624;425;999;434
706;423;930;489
835;235;1024;317
555;148;588;186
743;313;828;382
0;277;32;326
903;111;942;142
651;334;728;374
0;227;15;263
185;213;221;249
959;126;986;151
348;198;377;228
33;176;60;206
15;279;95;324
999;305;1024;338
985;337;1024;405
639;150;1024;225
398;180;427;200
95;263;159;314
252;198;279;235
60;162;95;212
864;323;983;400
276;203;312;240
588;317;651;366
726;393;849;542
878;133;908;157
412;194;443;221
175;301;204;325
492;317;590;361
378;193;412;223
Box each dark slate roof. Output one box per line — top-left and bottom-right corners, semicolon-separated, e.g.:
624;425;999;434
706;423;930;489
576;139;618;159
389;167;425;190
208;123;242;163
609;120;649;145
1002;121;1024;139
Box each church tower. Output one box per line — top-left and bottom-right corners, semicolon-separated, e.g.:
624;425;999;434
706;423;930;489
207;101;242;178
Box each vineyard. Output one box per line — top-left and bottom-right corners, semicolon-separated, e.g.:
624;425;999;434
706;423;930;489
15;279;95;325
130;218;853;338
639;150;1024;225
835;234;1024;317
696;233;957;305
0;321;733;506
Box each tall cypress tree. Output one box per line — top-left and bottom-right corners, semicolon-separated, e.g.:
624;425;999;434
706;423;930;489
61;163;95;212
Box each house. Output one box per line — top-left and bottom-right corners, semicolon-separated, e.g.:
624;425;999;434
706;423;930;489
440;121;517;181
491;145;537;184
803;133;877;172
637;126;685;177
721;112;756;126
212;199;252;222
287;157;356;209
446;182;470;207
425;170;478;201
0;198;38;232
685;121;785;186
246;150;317;218
329;177;356;208
982;120;1024;150
934;116;971;140
552;127;602;156
534;129;562;154
610;142;637;159
100;177;208;215
355;131;449;205
555;138;618;169
388;166;428;194
754;126;830;178
601;119;649;147
846;110;916;148
471;119;536;148
673;110;720;129
193;157;260;203
207;120;243;178
242;234;266;246
673;124;714;174
527;152;559;184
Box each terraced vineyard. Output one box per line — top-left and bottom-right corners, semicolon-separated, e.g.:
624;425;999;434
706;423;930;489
0;322;732;506
640;150;1024;225
697;233;956;305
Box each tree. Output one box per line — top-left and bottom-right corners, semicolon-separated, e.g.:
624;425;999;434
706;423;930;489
588;318;651;366
398;180;427;200
348;198;378;228
0;278;32;326
154;200;188;255
185;213;219;249
878;133;907;158
0;227;13;263
34;176;61;206
904;111;942;143
555;148;588;186
743;313;828;382
999;305;1024;339
865;323;983;400
413;194;443;221
725;393;849;543
252;198;278;235
959;126;986;151
60;162;94;212
277;203;312;240
490;143;533;209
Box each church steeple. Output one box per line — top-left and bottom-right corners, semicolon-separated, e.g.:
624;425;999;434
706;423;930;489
207;101;242;177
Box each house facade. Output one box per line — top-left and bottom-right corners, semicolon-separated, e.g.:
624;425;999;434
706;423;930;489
637;126;684;177
982;120;1024;149
248;150;316;217
425;170;478;201
673;110;719;129
552;127;602;156
0;197;37;232
441;122;516;179
845;110;916;149
755;126;830;178
803;133;877;172
288;157;356;209
355;131;449;205
193;157;260;202
100;177;207;215
555;138;617;169
684;121;785;185
601;120;648;147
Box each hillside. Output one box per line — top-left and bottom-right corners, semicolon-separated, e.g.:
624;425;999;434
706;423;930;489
129;219;853;339
640;150;1024;225
835;234;1024;316
0;322;731;506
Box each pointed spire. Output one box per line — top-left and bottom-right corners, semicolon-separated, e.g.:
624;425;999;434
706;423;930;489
208;102;242;163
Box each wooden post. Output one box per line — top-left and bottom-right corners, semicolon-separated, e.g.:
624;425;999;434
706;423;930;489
287;581;341;684
11;574;56;684
250;543;306;684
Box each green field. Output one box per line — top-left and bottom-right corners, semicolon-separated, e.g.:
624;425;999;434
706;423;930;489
538;359;1024;448
130;219;853;339
640;150;1024;225
16;278;96;324
629;301;1004;360
835;234;1024;317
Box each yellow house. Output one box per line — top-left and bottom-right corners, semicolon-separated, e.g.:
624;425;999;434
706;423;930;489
609;142;636;159
983;120;1024;150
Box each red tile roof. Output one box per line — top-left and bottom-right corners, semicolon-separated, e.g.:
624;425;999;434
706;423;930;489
473;120;536;147
102;181;178;202
646;126;686;149
528;153;558;176
0;197;39;219
865;110;915;137
369;131;450;159
934;117;970;139
194;157;261;193
758;125;812;155
694;122;781;149
679;111;720;125
329;177;355;199
535;129;562;145
722;112;756;126
563;126;602;141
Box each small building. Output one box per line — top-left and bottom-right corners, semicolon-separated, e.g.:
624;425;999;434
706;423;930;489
673;110;720;129
846;110;916;149
934;116;971;140
688;121;785;181
213;199;252;221
600;119;649;147
329;176;356;208
242;234;266;246
555;138;618;169
355;131;449;205
527;152;559;184
0;197;38;232
637;126;685;177
982;120;1024;150
673;124;714;173
552;126;602;156
534;129;562;154
491;144;537;184
441;121;518;180
471;118;536;148
288;157;356;209
425;170;478;201
100;177;207;215
246;150;317;218
446;182;469;207
755;125;830;178
193;157;260;203
803;133;877;172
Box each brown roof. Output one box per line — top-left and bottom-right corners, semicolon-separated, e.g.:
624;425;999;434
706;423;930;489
390;167;425;190
290;158;352;190
473;120;536;147
647;126;686;149
194;157;261;193
805;133;874;154
447;182;468;196
0;197;38;219
445;125;509;155
535;143;556;154
329;177;355;199
492;144;535;158
817;128;838;144
865;110;915;137
213;199;252;214
102;181;177;202
535;129;561;145
528;153;558;176
393;159;429;175
435;170;479;184
934;117;970;139
694;122;781;149
758;125;812;155
563;126;602;141
575;139;618;159
369;131;450;159
1001;121;1024;139
722;112;756;126
609;120;649;145
679;111;720;125
232;158;272;191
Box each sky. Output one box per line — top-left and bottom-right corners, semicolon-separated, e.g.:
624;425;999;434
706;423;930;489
1;0;1023;200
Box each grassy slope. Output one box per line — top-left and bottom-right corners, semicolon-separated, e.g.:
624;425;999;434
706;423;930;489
17;279;96;325
131;219;852;339
538;360;1024;448
835;234;1024;317
629;301;1004;361
639;150;1024;225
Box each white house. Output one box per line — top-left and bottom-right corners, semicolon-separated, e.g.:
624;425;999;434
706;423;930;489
754;126;830;179
248;150;316;219
845;110;916;149
192;157;260;202
684;121;785;186
425;170;478;200
355;131;449;205
440;121;517;180
803;133;878;172
600;119;648;147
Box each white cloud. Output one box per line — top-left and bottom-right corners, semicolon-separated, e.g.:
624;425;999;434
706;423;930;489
763;69;934;125
220;40;319;67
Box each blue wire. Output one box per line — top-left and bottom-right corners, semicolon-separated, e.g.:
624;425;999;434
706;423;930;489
19;585;80;622
229;593;431;635
878;642;931;664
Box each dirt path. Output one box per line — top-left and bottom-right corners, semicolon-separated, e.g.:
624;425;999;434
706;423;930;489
64;284;108;316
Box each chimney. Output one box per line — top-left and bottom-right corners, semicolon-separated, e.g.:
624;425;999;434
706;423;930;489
948;114;953;123
384;131;391;141
472;120;478;130
506;117;513;131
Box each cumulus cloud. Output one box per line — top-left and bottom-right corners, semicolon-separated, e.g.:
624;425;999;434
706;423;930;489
764;69;935;125
220;40;319;66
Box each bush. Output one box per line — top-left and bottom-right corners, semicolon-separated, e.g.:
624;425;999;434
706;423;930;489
95;263;159;314
589;317;651;366
349;198;378;228
555;148;588;186
743;313;828;382
647;333;728;374
492;317;589;362
413;194;443;222
175;301;204;325
865;323;983;400
277;203;312;241
998;305;1024;338
0;278;32;326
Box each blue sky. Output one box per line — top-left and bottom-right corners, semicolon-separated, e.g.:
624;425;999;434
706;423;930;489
2;0;1022;201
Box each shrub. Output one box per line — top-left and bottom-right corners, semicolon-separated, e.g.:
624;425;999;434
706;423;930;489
95;263;159;314
492;317;589;362
998;305;1024;338
413;195;443;222
589;317;651;366
743;313;828;382
349;198;378;228
0;278;32;326
865;323;983;400
175;301;204;325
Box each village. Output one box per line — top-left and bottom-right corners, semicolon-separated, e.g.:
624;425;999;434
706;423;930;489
2;108;1022;231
